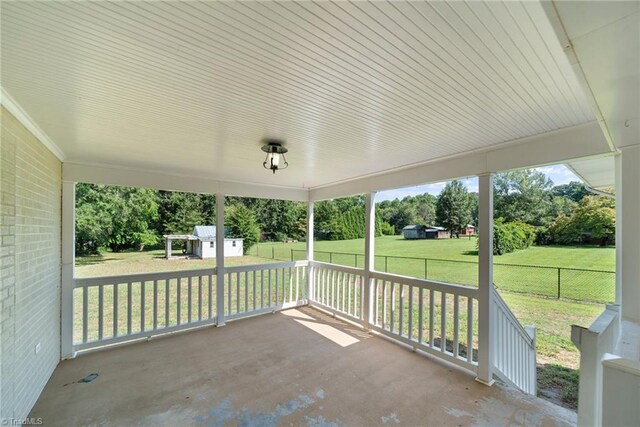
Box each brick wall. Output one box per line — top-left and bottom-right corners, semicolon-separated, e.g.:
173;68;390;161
0;106;61;421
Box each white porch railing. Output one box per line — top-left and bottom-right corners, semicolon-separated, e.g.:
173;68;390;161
369;270;480;373
73;259;535;395
223;261;308;320
571;305;620;426
492;287;537;395
308;262;364;322
72;261;308;353
74;268;218;352
308;261;480;373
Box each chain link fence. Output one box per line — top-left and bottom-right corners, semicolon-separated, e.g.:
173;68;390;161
252;246;614;304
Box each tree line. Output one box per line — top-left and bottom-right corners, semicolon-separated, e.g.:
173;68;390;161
75;168;614;256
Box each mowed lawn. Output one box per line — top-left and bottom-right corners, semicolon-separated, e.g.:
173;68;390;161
256;236;616;303
254;235;615;270
75;250;277;278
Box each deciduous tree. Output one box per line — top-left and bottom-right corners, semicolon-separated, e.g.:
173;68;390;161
435;180;473;238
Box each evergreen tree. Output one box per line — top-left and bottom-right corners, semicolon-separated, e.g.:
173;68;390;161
225;204;260;254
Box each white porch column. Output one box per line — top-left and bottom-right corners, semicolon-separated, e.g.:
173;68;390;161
363;192;376;328
307;201;314;301
61;181;75;359
617;145;640;322
165;238;172;259
216;193;225;326
615;154;622;309
477;173;495;385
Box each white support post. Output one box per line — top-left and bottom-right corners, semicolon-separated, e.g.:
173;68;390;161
215;193;225;326
165;238;172;259
615;154;622;310
477;173;495;386
307;201;314;301
363;192;376;328
618;145;640;322
61;181;75;359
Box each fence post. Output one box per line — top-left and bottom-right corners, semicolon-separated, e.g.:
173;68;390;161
329;252;333;264
291;248;294;261
272;246;274;259
557;268;561;299
355;253;358;268
424;258;428;279
385;256;388;272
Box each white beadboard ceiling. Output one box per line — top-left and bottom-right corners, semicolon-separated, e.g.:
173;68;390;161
1;1;596;190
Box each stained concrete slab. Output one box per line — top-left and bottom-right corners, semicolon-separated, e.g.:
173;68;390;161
30;307;576;426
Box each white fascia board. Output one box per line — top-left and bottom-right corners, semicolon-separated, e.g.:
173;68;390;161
310;121;612;201
1;87;66;161
485;120;612;171
63;162;309;201
64;121;610;203
539;0;617;152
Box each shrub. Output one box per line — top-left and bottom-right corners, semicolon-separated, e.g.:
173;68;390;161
379;221;396;236
534;226;553;245
492;218;535;255
274;232;288;242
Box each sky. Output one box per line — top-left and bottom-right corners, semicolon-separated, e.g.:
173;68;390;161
376;164;580;202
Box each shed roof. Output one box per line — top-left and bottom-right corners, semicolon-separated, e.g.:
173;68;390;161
193;226;216;238
402;225;426;231
163;234;198;240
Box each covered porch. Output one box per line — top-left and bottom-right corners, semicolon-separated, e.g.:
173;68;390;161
1;1;639;426
31;306;574;427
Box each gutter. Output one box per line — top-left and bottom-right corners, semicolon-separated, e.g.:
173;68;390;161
586;186;615;199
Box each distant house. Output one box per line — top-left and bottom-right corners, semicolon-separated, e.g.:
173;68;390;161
163;226;243;259
426;226;449;239
403;225;449;240
460;224;476;235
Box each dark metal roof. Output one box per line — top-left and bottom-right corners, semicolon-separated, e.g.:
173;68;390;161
402;225;426;230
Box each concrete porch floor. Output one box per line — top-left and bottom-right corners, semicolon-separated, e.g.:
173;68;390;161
31;307;575;426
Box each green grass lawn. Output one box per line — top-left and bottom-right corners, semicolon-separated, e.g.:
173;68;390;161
254;235;615;270
255;236;615;303
75;249;278;278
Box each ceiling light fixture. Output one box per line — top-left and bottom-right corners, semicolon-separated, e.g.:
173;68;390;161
261;139;289;174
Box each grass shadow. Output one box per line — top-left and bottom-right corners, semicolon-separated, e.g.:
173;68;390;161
462;250;478;256
75;254;116;267
537;363;579;411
